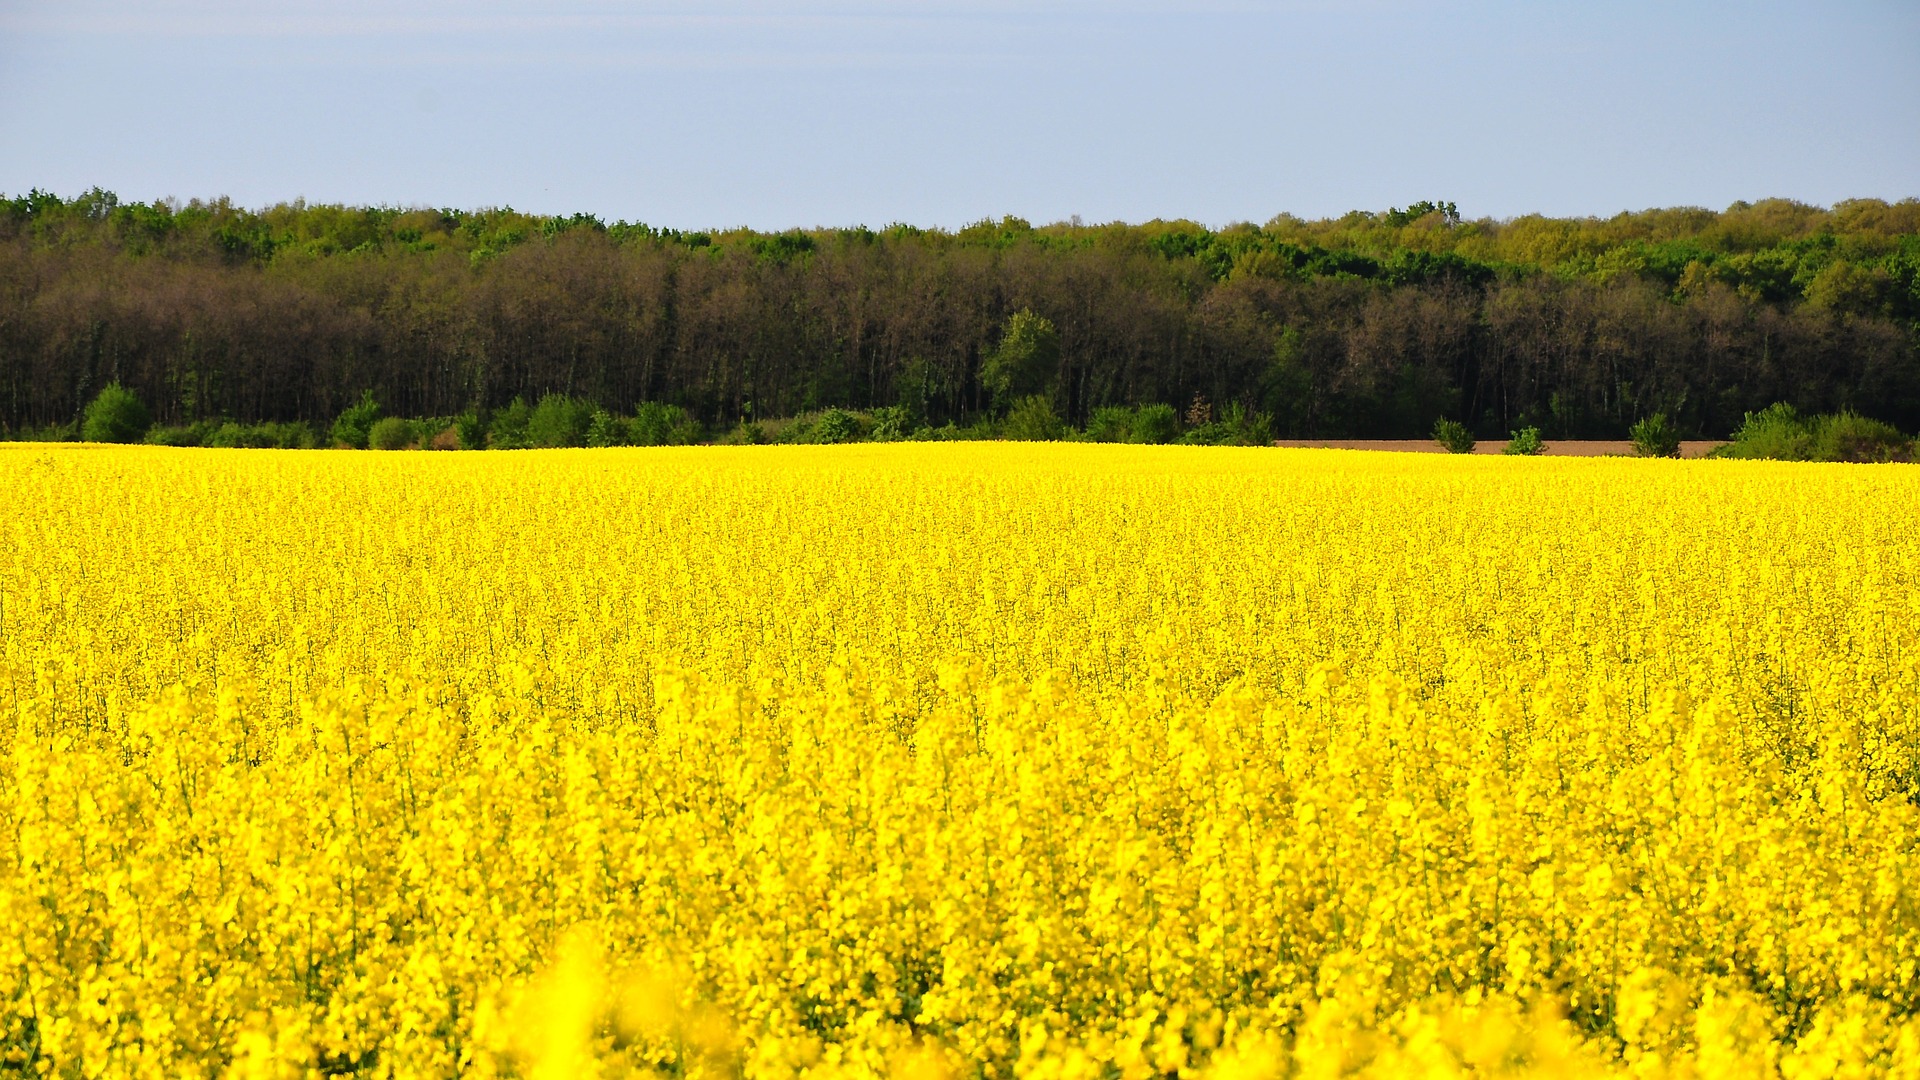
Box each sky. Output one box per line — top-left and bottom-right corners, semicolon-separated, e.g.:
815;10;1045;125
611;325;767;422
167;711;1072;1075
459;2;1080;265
1;0;1916;230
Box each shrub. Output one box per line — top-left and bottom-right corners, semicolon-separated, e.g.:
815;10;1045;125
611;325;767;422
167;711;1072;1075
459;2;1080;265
718;422;766;446
429;426;462;451
331;391;381;449
869;406;913;442
1130;403;1182;445
586;410;628;448
1432;418;1475;454
1001;396;1066;441
82;383;151;443
1503;427;1545;456
144;421;219;447
454;412;487;450
1085;406;1135;443
630;402;703;446
528;394;595;448
367;416;419;450
1809;412;1912;463
488;398;533;449
1713;403;1806;460
1630;413;1682;458
204;421;319;449
811;408;864;444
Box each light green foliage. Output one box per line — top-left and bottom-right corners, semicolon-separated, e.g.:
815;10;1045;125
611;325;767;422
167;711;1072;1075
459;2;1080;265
330;391;381;449
367;416;419;450
1432;418;1475;454
82;383;151;443
1714;404;1805;460
1630;413;1682;458
1503;427;1545;455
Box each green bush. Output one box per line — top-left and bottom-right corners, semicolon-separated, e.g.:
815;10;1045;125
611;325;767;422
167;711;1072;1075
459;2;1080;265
1503;427;1545;456
367;416;419;450
1809;412;1912;463
1714;404;1804;460
810;408;864;444
488;398;533;449
1183;402;1274;446
1002;396;1066;441
868;406;913;441
144;421;219;447
528;394;595;448
82;382;151;443
718;422;766;446
1630;413;1682;458
1432;418;1475;454
330;391;381;449
454;412;487;450
1130;403;1181;445
1085;406;1136;443
586;409;627;448
203;421;318;449
629;402;702;446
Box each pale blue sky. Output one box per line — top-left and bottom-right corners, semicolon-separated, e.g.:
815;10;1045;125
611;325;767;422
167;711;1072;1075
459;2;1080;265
2;0;1915;229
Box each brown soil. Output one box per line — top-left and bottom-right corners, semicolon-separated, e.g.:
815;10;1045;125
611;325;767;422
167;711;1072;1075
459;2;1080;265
1271;440;1724;458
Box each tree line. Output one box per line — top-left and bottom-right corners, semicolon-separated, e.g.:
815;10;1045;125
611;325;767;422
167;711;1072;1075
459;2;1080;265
3;189;1917;440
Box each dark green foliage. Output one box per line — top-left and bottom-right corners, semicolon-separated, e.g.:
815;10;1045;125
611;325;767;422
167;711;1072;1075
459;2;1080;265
367;416;418;450
1433;418;1476;454
144;422;219;447
868;406;915;441
1182;402;1274;446
1085;406;1136;443
207;421;318;448
1809;412;1912;462
7;190;1920;441
454;413;487;450
1715;403;1912;462
330;391;381;449
809;408;863;444
981;310;1060;406
1503;427;1545;456
527;394;595;448
1629;413;1682;458
81;383;150;443
1130;404;1181;445
487;398;533;449
1001;396;1067;441
627;402;701;446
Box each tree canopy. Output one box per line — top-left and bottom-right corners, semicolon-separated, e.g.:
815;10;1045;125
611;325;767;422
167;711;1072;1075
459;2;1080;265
4;188;1917;439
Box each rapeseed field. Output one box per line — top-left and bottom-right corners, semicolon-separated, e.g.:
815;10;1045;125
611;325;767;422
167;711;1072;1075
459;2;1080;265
1;443;1917;1078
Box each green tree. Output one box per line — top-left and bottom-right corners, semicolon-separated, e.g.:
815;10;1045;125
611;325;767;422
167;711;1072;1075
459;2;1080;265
81;382;151;443
981;309;1060;406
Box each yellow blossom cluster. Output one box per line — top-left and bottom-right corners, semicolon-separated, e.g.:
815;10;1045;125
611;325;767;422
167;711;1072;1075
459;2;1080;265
1;443;1917;1078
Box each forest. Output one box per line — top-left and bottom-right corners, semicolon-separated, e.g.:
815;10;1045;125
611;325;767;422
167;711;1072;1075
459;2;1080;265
3;189;1917;440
